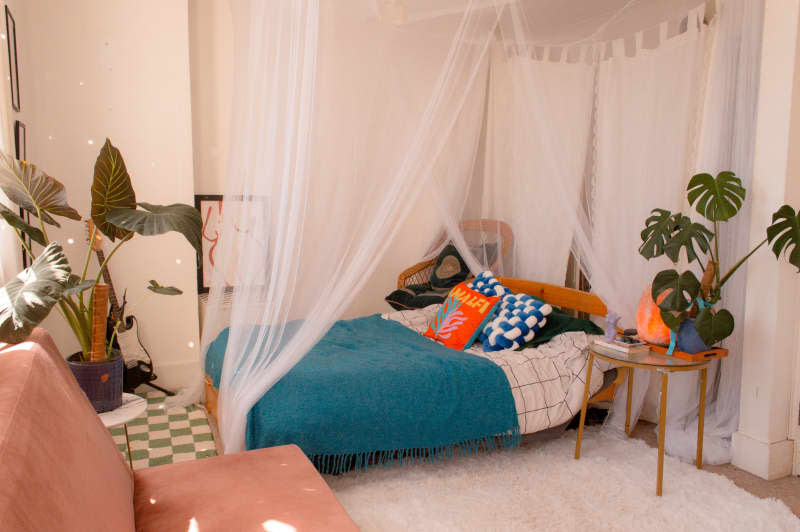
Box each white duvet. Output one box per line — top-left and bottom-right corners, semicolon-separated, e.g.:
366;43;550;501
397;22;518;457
382;305;611;435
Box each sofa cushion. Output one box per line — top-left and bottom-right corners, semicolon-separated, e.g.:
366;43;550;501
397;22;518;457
133;444;358;532
0;329;135;532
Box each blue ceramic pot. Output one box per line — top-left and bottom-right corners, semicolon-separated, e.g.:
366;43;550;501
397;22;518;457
67;349;123;413
675;318;711;354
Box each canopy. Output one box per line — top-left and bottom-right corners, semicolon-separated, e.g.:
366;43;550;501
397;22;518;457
200;0;763;464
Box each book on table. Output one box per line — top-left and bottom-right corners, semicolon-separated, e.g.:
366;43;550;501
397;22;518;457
592;336;649;354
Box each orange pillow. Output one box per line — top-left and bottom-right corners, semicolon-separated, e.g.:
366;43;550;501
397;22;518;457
423;282;501;350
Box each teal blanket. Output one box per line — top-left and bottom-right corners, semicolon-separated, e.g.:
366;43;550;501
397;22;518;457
206;315;519;473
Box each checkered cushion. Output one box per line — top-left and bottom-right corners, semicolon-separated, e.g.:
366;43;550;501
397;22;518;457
467;271;508;298
480;293;553;352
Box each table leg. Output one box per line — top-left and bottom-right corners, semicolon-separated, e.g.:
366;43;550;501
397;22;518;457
574;352;595;460
697;367;707;469
124;423;134;470
657;372;668;496
625;368;634;437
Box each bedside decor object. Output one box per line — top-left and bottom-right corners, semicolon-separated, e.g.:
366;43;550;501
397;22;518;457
635;284;671;346
604;312;620;341
4;6;19;111
638;171;800;352
0;140;202;411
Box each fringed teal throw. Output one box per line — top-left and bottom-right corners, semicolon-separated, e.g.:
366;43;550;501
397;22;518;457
206;315;520;474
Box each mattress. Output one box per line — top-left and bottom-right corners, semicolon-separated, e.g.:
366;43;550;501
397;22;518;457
382;305;612;435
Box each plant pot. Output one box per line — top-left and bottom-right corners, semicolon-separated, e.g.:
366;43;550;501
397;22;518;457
675;318;711;354
67;349;123;413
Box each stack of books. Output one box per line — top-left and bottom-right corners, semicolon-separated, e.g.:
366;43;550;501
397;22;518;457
592;335;649;354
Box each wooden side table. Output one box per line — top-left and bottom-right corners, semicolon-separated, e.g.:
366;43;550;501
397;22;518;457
99;393;147;469
574;344;711;496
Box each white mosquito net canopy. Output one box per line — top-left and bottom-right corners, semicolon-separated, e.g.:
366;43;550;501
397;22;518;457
199;0;763;462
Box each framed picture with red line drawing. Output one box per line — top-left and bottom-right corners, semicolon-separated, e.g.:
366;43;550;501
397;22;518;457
194;194;265;293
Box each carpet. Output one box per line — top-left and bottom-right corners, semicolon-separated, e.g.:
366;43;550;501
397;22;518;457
327;427;800;531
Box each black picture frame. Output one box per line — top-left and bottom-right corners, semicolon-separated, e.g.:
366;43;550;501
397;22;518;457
195;194;224;293
5;6;19;112
14;120;31;267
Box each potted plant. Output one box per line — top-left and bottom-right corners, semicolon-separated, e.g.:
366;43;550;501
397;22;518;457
639;171;799;352
0;139;202;411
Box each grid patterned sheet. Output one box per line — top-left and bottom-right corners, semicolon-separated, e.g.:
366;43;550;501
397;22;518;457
108;391;217;469
383;306;610;435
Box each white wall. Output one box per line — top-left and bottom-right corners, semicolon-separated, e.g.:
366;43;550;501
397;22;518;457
8;0;201;390
188;1;440;327
731;0;800;480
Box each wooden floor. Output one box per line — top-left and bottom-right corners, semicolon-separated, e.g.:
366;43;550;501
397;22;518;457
630;421;800;518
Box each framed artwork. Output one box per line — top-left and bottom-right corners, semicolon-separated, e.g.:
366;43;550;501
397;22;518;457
15;120;31;267
196;195;223;293
5;6;19;112
195;194;265;293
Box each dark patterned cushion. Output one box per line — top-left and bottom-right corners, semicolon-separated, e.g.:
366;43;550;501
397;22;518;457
385;283;450;311
429;244;470;289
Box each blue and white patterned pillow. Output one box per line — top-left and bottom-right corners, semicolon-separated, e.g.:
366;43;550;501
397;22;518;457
468;271;508;298
480;293;553;352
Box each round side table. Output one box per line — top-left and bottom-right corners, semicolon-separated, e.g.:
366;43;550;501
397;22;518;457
99;393;147;469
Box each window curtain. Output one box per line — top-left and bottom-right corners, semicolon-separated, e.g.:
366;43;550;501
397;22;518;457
0;17;18;285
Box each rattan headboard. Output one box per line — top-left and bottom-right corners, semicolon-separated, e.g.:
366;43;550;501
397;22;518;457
497;277;607;318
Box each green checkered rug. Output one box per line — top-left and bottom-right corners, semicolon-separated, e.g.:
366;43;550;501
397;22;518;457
108;391;218;469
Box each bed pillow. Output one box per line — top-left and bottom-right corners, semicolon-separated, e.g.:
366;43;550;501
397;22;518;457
423;282;501;350
429;244;471;289
516;309;603;350
385;282;451;311
481;292;553;352
467;270;508;298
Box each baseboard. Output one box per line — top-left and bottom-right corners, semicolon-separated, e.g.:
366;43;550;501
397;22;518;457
731;431;795;480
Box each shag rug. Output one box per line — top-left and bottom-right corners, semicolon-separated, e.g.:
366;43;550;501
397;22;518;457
326;428;800;532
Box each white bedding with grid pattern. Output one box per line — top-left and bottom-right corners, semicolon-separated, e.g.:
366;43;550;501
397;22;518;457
382;305;611;435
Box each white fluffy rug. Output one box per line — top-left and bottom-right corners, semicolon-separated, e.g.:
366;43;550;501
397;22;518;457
327;428;799;532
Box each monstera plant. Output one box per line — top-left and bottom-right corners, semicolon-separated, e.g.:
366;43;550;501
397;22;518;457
0;139;202;359
639;171;799;348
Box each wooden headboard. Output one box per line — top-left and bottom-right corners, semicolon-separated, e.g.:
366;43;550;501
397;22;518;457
498;277;607;318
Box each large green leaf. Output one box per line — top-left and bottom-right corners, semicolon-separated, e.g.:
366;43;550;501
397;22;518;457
694;307;734;346
106;203;202;254
766;204;800;271
639;209;676;260
663;215;714;265
0;203;45;246
62;275;96;297
147;280;182;296
659;309;688;333
0;242;71;344
0;152;80;227
91;139;136;242
652;269;701;313
687;171;746;222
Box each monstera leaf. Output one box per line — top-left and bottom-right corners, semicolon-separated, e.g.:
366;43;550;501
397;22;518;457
694;306;735;346
107;203;202;255
91;139;136;241
0;242;71;344
0;204;45;246
766;205;800;271
663;215;714;265
0;152;80;227
652;269;701;313
659;309;688;333
62;275;95;297
639;209;677;260
687;171;746;222
147;280;182;296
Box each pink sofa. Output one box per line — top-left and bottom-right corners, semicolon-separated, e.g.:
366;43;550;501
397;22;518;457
0;329;358;532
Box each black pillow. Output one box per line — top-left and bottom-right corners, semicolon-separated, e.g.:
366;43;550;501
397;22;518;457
429;244;470;289
385;282;452;311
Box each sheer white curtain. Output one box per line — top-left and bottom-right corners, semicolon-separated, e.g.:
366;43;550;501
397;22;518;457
0;34;18;284
205;0;500;453
203;0;760;461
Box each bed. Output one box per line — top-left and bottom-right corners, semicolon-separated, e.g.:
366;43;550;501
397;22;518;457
204;277;624;472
